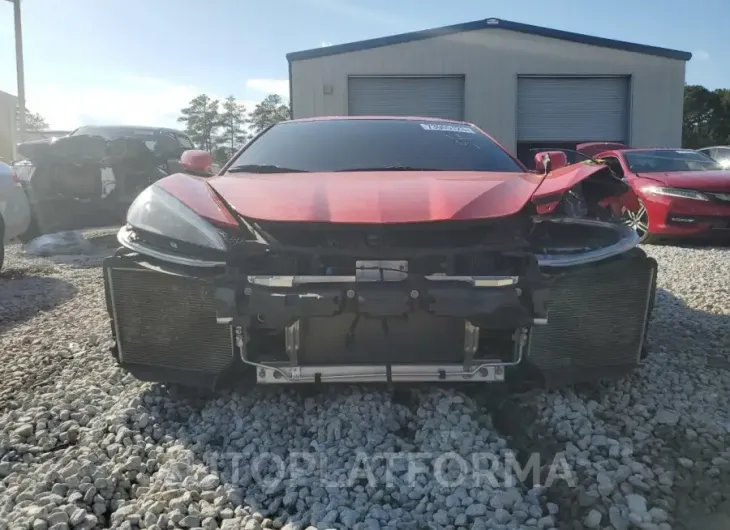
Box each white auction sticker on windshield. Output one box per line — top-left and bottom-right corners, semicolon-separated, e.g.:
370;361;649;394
420;123;475;134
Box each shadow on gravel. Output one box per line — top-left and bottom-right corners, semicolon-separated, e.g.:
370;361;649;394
0;268;76;333
21;228;120;270
650;287;730;368
133;383;434;526
103;283;730;529
486;287;730;530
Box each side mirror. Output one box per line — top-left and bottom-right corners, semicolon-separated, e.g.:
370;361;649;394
534;151;568;173
180;149;214;175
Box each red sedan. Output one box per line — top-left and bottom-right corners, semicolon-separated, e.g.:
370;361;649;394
593;147;730;242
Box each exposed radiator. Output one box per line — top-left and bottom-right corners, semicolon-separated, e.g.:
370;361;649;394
104;251;656;386
105;262;233;374
527;252;657;383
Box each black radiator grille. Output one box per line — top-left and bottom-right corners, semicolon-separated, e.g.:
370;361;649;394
107;267;233;373
527;255;656;374
253;218;529;250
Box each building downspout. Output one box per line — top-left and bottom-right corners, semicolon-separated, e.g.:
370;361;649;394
288;60;294;119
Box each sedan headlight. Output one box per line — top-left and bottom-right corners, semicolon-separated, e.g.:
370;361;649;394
126;184;227;251
642;186;709;201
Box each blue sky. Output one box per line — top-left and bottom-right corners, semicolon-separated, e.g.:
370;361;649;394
0;0;726;130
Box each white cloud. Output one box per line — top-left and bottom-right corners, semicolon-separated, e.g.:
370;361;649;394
320;40;333;47
25;75;206;130
21;75;263;130
692;49;710;62
245;78;290;98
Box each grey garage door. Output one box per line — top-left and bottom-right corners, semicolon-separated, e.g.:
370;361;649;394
517;77;629;142
348;76;465;120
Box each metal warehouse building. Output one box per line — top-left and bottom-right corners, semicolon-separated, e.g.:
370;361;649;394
287;18;692;163
0;90;18;163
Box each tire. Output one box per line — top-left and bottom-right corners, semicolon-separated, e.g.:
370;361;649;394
18;187;41;243
620;199;657;244
18;213;40;243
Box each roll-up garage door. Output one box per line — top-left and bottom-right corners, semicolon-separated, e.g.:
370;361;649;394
348;76;465;121
517;76;629;142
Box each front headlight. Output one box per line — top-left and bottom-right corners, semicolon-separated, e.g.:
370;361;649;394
642;186;709;201
126;184;227;251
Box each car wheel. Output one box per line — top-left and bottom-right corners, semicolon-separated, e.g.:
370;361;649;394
18;213;40;243
18;189;41;243
621;200;656;244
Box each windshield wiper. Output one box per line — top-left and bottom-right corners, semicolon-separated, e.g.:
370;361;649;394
335;165;447;172
227;164;309;174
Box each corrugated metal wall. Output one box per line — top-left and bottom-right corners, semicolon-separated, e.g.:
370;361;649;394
0;91;18;163
290;28;686;151
516;76;629;142
347;76;465;120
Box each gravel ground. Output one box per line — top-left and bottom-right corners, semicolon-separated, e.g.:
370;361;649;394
0;235;728;530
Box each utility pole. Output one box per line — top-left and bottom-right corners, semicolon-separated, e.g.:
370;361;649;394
6;0;26;143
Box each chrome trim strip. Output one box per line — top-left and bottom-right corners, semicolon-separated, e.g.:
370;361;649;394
117;226;226;268
236;327;526;384
533;217;640;268
254;364;504;383
427;275;520;287
247;274;520;287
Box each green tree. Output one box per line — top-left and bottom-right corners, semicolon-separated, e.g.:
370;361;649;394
178;94;223;152
249;94;290;134
710;88;730;144
16;107;49;132
219;95;249;161
682;85;719;148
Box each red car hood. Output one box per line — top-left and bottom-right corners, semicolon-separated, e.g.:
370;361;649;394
207;171;545;223
637;170;730;191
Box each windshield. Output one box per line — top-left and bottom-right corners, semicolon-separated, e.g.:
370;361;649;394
227;119;525;173
177;134;195;149
624;149;722;172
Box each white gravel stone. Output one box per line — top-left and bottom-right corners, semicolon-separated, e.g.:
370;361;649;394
1;239;729;529
583;509;602;528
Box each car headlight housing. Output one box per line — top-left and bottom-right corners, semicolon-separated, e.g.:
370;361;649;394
561;185;589;218
643;186;709;201
126;184;227;251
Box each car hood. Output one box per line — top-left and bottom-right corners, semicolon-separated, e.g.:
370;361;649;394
636;170;730;190
207;171;546;223
16;138;55;161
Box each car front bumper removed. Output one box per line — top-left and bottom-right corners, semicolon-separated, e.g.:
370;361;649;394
103;247;657;389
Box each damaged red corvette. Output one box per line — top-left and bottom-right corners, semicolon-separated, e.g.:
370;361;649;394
103;117;657;390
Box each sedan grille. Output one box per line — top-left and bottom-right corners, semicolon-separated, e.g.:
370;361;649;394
253;218;529;250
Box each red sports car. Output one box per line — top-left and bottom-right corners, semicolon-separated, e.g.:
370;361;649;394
589;146;730;242
103;117;657;390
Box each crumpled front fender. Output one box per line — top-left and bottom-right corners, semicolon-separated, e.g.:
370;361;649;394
530;161;630;215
